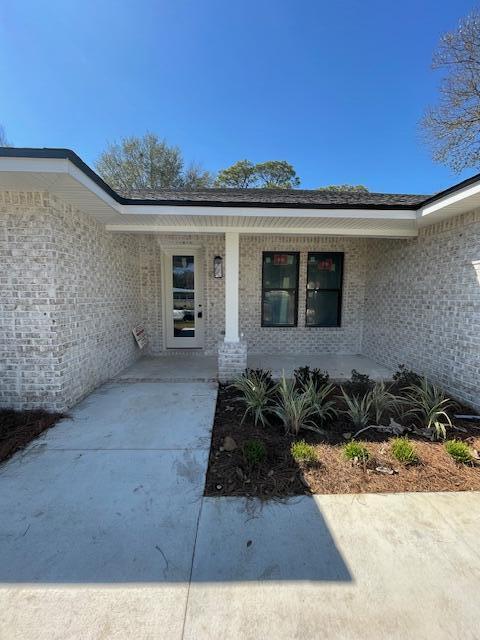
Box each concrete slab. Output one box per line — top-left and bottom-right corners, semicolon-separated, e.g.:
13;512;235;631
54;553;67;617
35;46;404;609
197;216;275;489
117;355;217;382
33;382;217;451
247;353;394;380
184;493;480;640
0;381;216;640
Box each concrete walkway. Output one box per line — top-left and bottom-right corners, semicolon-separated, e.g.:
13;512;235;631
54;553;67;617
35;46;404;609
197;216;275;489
1;381;479;639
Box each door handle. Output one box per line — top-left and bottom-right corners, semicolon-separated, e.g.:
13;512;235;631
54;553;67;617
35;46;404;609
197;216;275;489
197;311;203;318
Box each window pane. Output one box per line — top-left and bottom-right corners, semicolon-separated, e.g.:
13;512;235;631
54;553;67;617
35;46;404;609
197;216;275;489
263;253;298;289
263;290;296;326
307;253;342;290
306;290;339;326
172;255;195;337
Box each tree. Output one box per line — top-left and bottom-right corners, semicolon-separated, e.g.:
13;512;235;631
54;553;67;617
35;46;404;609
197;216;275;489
215;159;300;188
255;160;300;188
96;133;213;191
421;10;480;172
316;184;369;192
214;160;257;188
0;124;11;147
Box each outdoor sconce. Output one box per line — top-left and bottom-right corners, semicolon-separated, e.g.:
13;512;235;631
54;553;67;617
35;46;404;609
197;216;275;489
213;255;223;278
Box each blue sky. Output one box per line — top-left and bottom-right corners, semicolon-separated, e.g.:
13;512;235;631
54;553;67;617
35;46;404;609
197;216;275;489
0;0;477;194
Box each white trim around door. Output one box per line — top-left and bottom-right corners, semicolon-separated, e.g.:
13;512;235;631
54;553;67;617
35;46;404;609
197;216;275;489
162;248;205;349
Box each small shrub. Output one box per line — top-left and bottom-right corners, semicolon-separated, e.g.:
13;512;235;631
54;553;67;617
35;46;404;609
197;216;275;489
294;366;330;391
291;440;319;464
343;369;374;396
391;437;418;464
243;439;267;466
344;441;369;462
231;370;276;427
303;380;339;426
370;382;401;425
271;375;317;436
392;364;422;389
340;388;373;429
404;378;455;439
444;439;473;464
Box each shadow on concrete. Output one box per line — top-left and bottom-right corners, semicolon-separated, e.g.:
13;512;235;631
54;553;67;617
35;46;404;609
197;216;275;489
0;453;351;583
190;496;352;583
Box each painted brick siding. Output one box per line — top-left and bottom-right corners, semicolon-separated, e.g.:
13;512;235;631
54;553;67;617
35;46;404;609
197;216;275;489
239;235;368;354
0;191;142;411
363;210;480;410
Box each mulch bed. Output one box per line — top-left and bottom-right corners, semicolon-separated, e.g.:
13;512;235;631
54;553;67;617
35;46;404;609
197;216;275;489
0;409;65;464
204;385;480;497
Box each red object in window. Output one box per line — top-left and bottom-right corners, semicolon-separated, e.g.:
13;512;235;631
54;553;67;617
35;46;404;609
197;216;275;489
273;254;289;265
318;258;334;271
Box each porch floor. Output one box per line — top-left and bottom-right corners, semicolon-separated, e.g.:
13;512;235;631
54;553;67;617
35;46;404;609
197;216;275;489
116;353;393;382
116;354;218;382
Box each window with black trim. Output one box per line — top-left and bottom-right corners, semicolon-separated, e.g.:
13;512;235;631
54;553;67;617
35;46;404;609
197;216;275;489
306;252;343;327
262;252;299;327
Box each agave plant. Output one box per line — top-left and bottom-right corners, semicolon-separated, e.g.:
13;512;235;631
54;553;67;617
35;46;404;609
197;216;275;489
303;380;339;425
370;381;401;425
404;378;454;439
231;369;276;427
271;375;318;435
340;388;373;429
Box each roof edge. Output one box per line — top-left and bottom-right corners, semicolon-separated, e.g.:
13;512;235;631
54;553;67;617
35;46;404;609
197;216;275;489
1;145;478;212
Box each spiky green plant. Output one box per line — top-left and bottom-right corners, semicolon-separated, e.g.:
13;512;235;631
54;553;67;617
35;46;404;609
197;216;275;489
444;439;473;464
340;388;373;429
391;437;419;464
370;382;401;424
231;370;276;427
291;440;319;464
271;375;317;436
343;441;369;462
303;380;339;426
404;378;454;439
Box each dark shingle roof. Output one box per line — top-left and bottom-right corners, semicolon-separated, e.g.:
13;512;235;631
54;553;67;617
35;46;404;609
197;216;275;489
119;187;428;210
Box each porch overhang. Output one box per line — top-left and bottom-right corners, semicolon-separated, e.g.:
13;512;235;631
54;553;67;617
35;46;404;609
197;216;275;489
0;151;417;238
2;146;480;237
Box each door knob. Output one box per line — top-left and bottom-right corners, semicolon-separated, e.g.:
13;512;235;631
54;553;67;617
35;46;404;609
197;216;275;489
197;311;203;318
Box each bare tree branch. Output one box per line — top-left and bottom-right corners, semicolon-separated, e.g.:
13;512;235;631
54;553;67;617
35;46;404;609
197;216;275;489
421;10;480;172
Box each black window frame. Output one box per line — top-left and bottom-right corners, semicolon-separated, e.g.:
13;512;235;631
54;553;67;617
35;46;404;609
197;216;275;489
261;251;300;327
305;252;344;328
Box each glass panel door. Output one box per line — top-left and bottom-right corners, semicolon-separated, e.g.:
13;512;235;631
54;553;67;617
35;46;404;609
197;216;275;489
164;249;204;348
172;255;195;338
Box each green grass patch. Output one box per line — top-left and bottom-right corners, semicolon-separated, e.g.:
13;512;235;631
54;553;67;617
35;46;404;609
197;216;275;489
444;439;473;464
343;441;369;462
291;440;319;464
391;437;419;464
243;439;267;466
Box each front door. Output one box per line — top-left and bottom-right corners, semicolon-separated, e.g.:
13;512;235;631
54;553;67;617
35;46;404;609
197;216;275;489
163;249;204;348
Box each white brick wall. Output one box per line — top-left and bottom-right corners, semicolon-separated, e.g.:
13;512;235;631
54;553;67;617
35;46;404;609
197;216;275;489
0;191;142;411
363;210;480;410
1;190;478;411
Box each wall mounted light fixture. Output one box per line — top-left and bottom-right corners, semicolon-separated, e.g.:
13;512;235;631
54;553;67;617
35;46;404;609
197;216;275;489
213;255;223;278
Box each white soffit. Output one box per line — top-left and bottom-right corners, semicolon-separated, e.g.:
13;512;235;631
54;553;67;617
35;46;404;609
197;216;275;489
419;178;480;223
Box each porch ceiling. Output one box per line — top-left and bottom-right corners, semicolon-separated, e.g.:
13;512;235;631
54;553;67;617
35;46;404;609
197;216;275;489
103;213;417;237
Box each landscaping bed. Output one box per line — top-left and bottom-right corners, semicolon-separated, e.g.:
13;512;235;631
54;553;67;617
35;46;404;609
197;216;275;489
0;409;65;464
205;370;480;497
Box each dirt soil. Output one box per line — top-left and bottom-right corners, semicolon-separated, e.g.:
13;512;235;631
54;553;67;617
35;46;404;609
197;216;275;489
0;409;65;464
205;385;480;497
